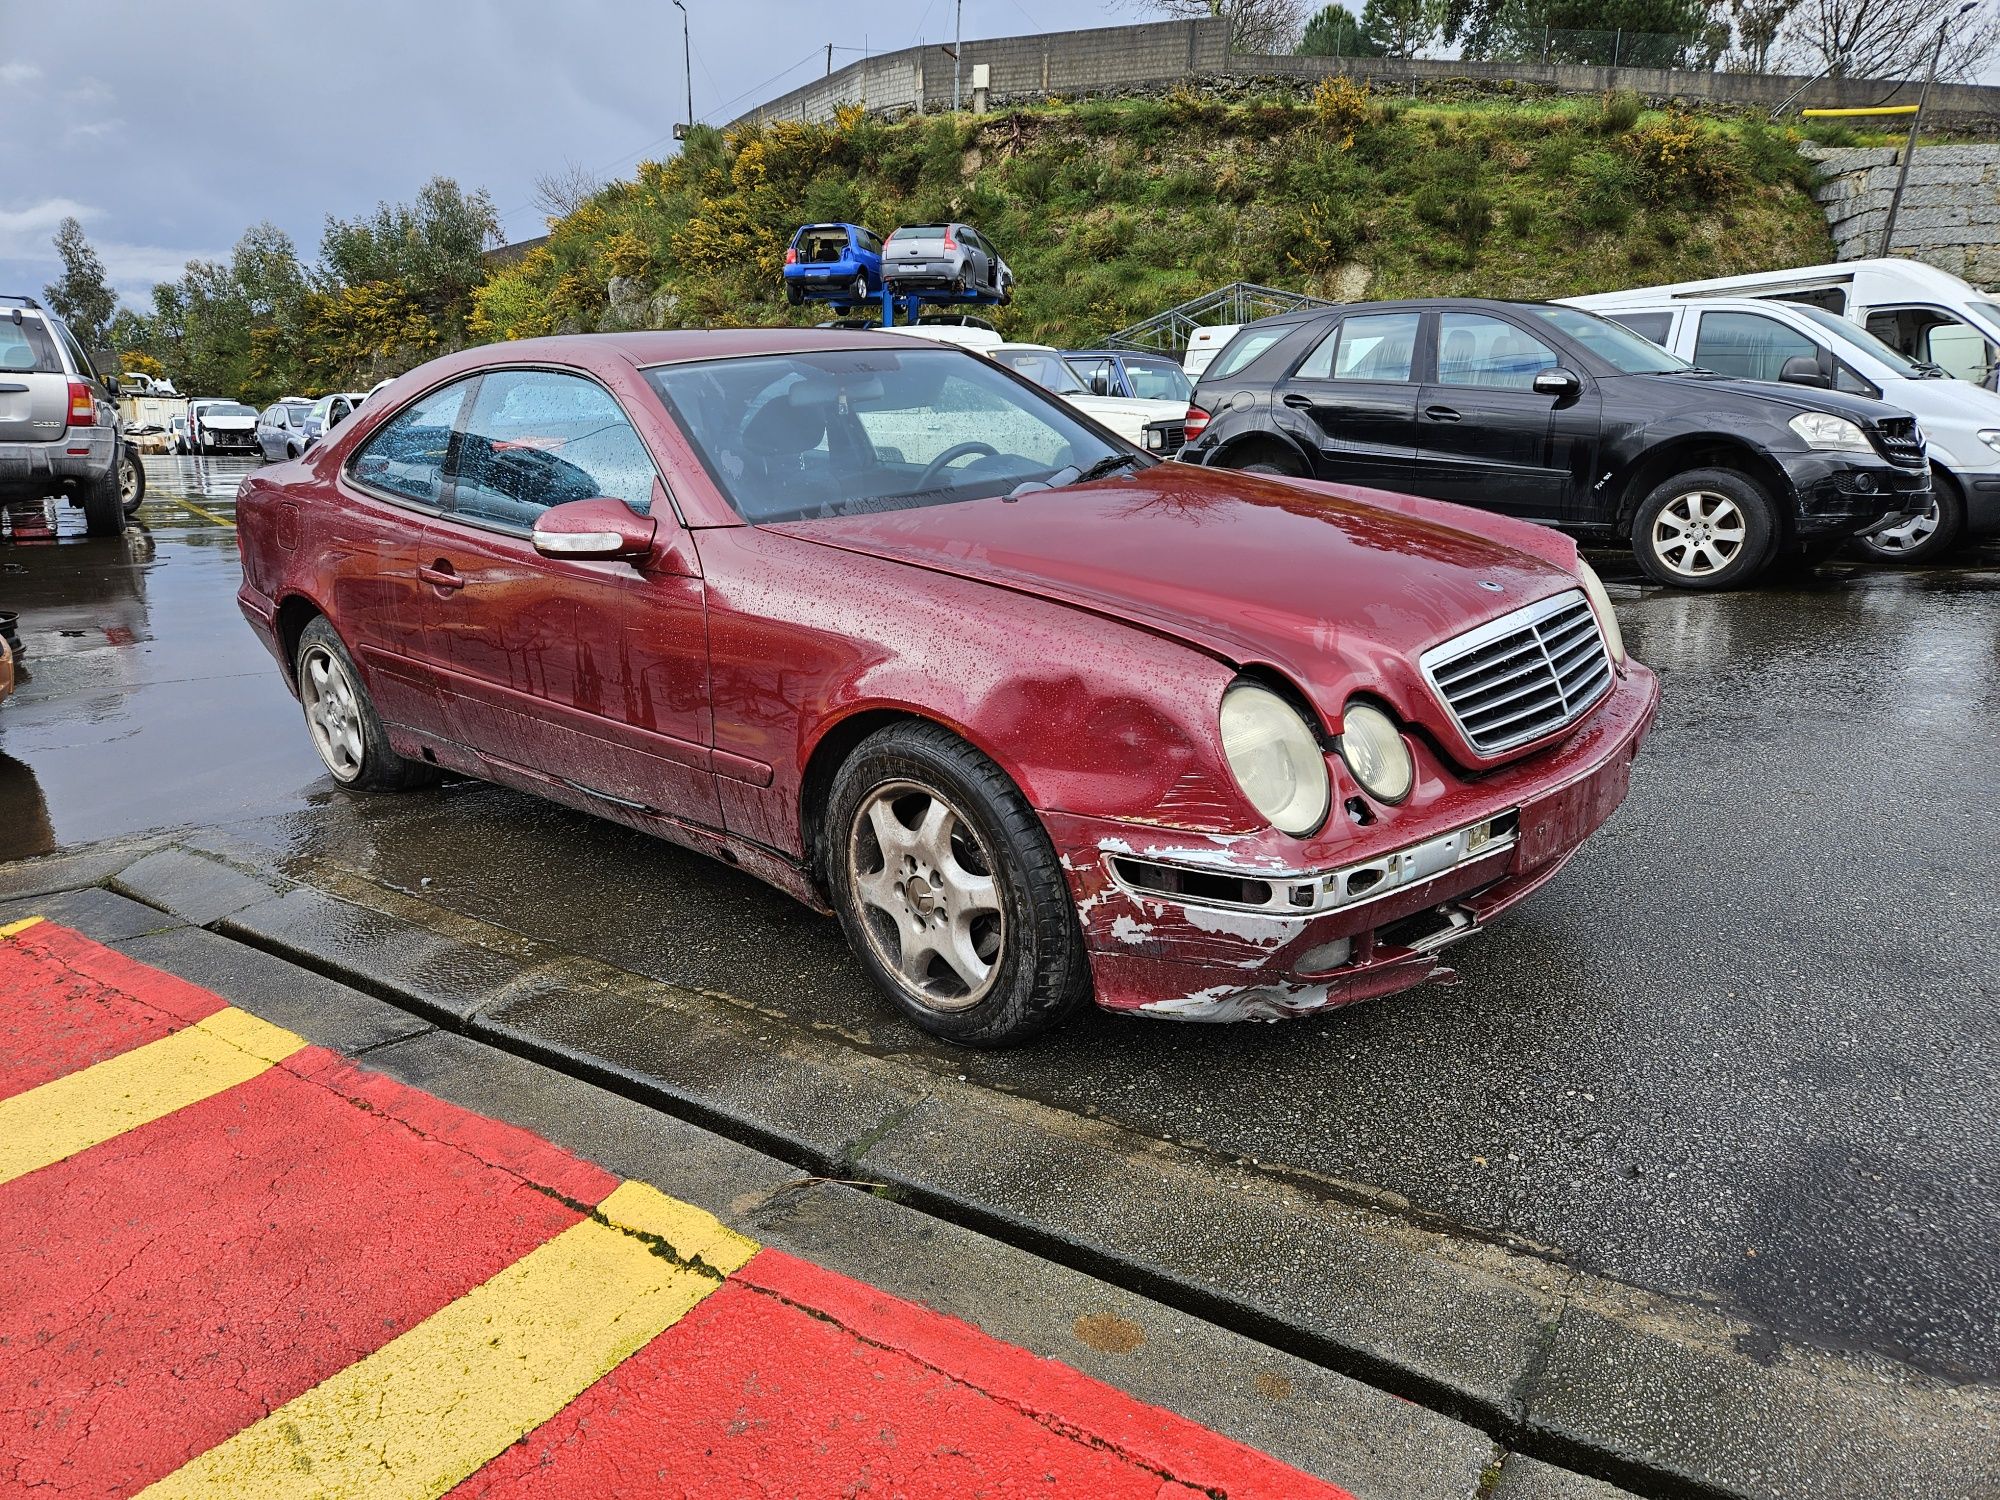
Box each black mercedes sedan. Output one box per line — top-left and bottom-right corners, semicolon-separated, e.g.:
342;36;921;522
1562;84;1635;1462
1180;299;1932;589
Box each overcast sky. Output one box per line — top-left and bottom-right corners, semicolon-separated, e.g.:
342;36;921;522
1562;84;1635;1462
6;0;1129;311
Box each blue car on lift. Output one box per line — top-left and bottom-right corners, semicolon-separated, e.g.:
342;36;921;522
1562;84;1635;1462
783;223;885;307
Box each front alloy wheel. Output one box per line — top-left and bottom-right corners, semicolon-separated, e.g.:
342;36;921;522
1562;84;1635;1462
849;780;1005;1012
827;722;1089;1046
1632;467;1776;589
1651;490;1747;579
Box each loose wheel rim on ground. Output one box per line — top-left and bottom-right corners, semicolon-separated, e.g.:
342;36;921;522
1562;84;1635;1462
1651;490;1748;578
1866;500;1940;555
848;777;1006;1013
299;644;366;783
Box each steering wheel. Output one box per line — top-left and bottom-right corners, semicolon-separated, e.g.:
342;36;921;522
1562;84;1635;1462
916;441;1000;490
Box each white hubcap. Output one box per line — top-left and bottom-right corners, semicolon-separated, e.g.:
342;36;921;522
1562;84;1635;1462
849;780;1005;1012
300;645;366;782
1653;490;1748;578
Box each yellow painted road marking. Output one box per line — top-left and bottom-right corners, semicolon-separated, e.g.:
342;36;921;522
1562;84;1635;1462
0;915;45;938
0;1006;307;1187
166;496;235;527
138;1180;759;1500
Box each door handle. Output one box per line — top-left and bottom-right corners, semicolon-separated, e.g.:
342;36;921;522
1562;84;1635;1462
1424;405;1462;422
418;561;465;592
1281;393;1314;410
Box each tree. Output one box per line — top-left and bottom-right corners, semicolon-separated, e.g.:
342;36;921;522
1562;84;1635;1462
1779;0;2000;78
533;159;604;222
321;177;500;342
1299;3;1386;51
1445;0;1730;64
1361;0;1442;56
1122;0;1311;52
1729;0;1799;66
42;217;118;350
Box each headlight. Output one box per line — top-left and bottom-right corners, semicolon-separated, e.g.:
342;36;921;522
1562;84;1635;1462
1576;559;1626;666
1337;701;1413;805
1219;682;1330;835
1788;412;1870;453
1978;428;2000;456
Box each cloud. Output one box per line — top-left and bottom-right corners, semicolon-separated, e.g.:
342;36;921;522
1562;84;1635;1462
0;62;40;86
0;197;97;253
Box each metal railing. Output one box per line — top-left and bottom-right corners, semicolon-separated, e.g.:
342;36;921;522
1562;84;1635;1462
1102;282;1338;354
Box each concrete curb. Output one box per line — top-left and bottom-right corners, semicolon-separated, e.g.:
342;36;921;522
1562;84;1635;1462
57;840;2000;1499
1;883;1507;1500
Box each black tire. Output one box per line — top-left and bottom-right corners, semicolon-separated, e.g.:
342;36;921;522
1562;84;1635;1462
118;447;146;516
294;616;440;791
1631;467;1776;590
80;464;126;536
786;284;803;307
851;274;869;304
285;442;301;461
1855;469;1966;565
825;721;1090;1047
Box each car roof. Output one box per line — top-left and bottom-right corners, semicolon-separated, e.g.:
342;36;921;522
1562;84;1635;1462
451;328;952;370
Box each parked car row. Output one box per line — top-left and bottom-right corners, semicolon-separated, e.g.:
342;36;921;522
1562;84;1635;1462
783;221;1015;307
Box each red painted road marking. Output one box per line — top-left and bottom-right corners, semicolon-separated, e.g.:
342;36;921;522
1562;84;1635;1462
448;1248;1356;1500
0;921;226;1099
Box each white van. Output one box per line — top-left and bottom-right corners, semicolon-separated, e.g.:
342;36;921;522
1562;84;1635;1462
884;322;1004;354
1562;295;2000;562
1571;258;2000;391
1181;324;1242;379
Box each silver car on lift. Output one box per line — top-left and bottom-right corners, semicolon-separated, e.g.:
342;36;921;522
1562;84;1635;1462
882;223;1014;303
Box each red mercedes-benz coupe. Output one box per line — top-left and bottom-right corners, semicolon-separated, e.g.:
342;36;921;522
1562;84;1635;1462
236;330;1658;1045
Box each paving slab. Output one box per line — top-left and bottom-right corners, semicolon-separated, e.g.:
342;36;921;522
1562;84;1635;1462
1491;1454;1644;1500
0;885;187;943
0;836;163;902
110;845;290;926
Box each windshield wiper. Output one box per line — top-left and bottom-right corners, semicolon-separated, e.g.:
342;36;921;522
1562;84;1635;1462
1072;453;1143;484
1912;361;1949;378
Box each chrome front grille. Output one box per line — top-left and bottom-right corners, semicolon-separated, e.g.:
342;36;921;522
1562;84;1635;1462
1420;590;1612;755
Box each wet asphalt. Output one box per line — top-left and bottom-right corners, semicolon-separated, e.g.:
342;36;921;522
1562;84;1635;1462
4;455;1996;1382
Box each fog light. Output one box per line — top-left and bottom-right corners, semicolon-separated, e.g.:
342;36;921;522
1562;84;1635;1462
1297;938;1353;973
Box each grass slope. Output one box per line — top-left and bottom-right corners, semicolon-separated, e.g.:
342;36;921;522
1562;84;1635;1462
472;84;1836;347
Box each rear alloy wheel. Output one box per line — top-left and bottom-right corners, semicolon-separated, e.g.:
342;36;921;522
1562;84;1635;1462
118;447;146;515
1856;472;1965;565
828;723;1088;1046
1632;468;1775;590
295;617;439;791
851;274;869;304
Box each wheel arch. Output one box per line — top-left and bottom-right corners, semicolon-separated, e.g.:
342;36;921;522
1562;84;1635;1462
274;592;329;692
1608;437;1796;541
1207;428;1312;474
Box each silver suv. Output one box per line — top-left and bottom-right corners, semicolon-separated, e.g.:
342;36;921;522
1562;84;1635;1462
0;295;143;535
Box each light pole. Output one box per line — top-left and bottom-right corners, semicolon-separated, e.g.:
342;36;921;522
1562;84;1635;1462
672;0;693;137
1880;0;1978;257
953;0;963;113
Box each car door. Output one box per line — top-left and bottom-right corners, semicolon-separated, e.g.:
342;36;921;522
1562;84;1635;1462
1278;310;1422;491
1415;311;1590;523
427;366;721;827
324;377;477;737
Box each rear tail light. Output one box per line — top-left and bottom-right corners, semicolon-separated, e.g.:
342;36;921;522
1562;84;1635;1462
67;379;97;427
784;247;798;265
942;231;957;250
1182;405;1210;441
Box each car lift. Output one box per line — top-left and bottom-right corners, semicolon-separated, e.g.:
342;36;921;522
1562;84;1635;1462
795;281;1006;328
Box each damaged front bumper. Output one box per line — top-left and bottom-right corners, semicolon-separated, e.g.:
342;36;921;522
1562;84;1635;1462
1047;663;1660;1023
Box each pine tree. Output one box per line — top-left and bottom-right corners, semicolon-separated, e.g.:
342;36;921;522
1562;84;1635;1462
43;218;118;350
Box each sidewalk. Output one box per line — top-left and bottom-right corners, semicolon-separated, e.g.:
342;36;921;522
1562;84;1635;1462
0;902;1507;1498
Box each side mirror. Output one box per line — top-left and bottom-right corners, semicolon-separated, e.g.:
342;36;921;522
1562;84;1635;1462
102;374;122;398
1532;368;1580;398
1090;370;1113;396
531;496;658;561
1780;354;1831;388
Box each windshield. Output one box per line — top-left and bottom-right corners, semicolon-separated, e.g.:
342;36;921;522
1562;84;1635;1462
646;347;1126;524
211;403;255;418
1123;358;1192;402
283;402;312;423
1792;304;1930;377
1524;304;1692;373
1971;301;2000;329
991;348;1087;395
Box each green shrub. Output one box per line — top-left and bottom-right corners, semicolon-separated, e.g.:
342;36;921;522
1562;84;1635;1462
1597;89;1642;135
1570;150;1638;231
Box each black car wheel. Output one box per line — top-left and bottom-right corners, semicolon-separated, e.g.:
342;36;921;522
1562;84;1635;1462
295;618;440;791
1632;468;1776;589
850;274;869;304
786;284;803;306
80;464;126;537
118;447;146;516
1856;470;1965;565
826;721;1089;1047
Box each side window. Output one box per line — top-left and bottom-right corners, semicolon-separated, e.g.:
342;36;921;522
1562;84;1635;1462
1694;311;1819;382
349;378;473;508
451;369;657;531
53;321;95;381
1607;311;1673;347
1436;313;1560;390
1296;312;1420;383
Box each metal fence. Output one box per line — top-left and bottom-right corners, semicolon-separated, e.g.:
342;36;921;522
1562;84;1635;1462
1303;27;1722;70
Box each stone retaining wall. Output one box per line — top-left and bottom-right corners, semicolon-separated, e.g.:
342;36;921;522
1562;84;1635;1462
1807;145;2000;284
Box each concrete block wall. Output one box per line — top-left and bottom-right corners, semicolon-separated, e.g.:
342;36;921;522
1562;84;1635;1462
1806;145;2000;284
729;17;2000;132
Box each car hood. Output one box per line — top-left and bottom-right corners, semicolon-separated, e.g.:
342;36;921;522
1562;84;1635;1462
199;414;255;430
1631;370;1911;422
765;466;1587;757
